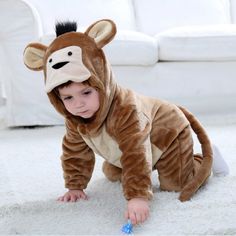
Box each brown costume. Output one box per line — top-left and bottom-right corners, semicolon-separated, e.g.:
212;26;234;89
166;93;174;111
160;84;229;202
23;19;213;202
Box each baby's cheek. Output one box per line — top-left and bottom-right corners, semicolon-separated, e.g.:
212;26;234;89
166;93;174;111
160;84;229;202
65;104;72;112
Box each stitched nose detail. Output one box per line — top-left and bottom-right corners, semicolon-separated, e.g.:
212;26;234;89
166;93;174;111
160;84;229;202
52;61;69;69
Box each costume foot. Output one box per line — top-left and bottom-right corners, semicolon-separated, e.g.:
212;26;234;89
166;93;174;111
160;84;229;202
212;144;229;176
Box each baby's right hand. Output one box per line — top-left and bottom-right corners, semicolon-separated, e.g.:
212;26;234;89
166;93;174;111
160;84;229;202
57;189;88;202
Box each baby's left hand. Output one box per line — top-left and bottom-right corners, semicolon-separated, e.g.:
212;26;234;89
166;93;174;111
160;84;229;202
125;198;149;225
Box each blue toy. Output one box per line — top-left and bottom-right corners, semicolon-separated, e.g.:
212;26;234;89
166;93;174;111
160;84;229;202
121;220;133;234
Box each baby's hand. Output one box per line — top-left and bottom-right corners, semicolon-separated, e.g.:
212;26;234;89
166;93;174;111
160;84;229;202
125;198;149;225
57;189;88;202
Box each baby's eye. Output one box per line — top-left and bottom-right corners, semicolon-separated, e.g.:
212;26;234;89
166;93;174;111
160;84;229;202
83;90;92;95
63;96;72;101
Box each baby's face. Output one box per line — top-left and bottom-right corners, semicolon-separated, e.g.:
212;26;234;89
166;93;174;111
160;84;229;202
58;82;100;118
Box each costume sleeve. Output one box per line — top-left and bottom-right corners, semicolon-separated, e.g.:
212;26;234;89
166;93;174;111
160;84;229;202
114;108;153;200
61;119;95;190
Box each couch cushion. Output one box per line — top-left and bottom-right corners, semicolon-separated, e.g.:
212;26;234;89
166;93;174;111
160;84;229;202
41;30;158;66
156;24;236;61
104;30;158;65
27;0;137;33
134;0;231;35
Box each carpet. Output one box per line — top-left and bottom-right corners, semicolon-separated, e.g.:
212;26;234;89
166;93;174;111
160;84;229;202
0;122;236;235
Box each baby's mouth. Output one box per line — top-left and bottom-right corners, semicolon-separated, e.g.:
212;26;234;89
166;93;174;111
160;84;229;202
77;110;88;115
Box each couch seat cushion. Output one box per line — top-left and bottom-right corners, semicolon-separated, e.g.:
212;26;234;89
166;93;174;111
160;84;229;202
156;24;236;61
41;30;158;66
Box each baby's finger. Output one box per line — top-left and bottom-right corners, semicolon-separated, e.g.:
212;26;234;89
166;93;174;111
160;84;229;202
140;212;147;223
135;212;142;224
129;212;137;225
82;193;89;200
141;210;149;223
70;195;77;202
63;194;71;202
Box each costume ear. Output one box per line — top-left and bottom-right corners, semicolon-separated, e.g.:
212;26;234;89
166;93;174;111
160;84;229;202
23;43;47;71
85;19;116;48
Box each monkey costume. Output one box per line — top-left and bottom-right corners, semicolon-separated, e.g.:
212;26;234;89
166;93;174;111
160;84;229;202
23;19;212;202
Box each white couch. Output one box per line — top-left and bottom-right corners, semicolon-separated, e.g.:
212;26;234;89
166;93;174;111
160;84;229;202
1;0;236;126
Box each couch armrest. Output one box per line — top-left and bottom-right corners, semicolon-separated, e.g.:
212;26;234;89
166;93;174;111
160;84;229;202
0;0;43;94
0;0;52;126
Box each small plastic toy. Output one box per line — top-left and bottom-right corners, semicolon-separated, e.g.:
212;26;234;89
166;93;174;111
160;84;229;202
121;219;133;234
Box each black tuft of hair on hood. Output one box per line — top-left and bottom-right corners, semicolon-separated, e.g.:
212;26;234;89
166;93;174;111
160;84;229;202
55;21;77;37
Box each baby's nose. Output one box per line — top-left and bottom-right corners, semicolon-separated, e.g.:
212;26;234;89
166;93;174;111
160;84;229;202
74;99;85;108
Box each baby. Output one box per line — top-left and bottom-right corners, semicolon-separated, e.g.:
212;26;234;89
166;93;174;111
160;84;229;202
23;20;228;225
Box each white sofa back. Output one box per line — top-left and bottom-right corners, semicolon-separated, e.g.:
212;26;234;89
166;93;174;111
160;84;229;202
134;0;231;35
25;0;236;36
25;0;136;34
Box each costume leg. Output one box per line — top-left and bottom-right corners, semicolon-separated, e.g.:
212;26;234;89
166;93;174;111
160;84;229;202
192;153;203;175
102;161;122;182
155;126;196;192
